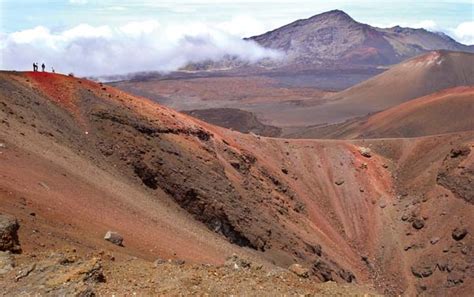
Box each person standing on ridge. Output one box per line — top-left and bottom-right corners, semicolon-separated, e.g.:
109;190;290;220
41;63;45;72
51;67;55;73
33;63;38;72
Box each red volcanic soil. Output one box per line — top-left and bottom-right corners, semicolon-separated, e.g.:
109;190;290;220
290;86;474;139
112;75;332;129
113;51;474;132
0;71;473;296
278;50;474;128
24;72;82;120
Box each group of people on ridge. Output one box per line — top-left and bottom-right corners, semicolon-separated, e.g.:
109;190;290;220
33;63;55;73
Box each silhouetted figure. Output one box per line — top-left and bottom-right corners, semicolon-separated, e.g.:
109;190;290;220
51;67;55;73
33;63;38;72
41;63;45;72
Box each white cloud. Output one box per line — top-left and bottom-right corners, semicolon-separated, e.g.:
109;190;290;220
69;0;88;4
412;20;438;30
218;16;270;37
370;19;474;45
452;21;474;45
0;21;282;76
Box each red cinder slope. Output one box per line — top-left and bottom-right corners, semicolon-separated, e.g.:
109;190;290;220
0;71;472;296
290;86;474;139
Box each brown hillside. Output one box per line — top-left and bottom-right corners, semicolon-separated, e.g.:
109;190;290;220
290;86;474;139
0;71;472;296
276;51;474;128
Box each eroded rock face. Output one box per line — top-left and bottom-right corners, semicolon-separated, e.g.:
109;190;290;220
312;259;334;282
437;145;473;204
0;214;21;253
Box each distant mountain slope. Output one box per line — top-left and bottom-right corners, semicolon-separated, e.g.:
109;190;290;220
184;108;282;137
275;50;474;128
248;10;474;68
290;86;474;139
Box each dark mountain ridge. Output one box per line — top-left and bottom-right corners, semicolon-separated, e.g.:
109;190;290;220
246;10;473;68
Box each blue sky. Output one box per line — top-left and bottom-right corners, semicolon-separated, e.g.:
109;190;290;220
1;1;473;75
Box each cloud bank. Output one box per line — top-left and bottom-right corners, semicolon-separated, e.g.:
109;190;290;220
0;20;282;77
452;21;474;45
374;19;474;45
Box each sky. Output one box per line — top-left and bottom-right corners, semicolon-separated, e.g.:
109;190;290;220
0;0;473;76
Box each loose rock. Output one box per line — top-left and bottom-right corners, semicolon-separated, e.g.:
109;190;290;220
452;227;468;241
411;264;433;278
224;254;251;270
412;219;425;230
104;231;123;247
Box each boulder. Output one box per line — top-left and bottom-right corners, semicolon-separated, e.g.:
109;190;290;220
412;219;425;230
288;264;309;278
452;227;468;241
358;147;372;158
0;214;21;253
104;231;123;247
338;269;355;283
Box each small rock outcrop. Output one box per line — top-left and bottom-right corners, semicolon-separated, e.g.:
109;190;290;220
411;264;433;278
312;259;334;282
0;214;21;253
358;147;372;158
288;264;309;278
104;231;123;247
224;254;252;270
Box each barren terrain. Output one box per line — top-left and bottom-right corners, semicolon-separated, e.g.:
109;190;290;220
0;71;472;296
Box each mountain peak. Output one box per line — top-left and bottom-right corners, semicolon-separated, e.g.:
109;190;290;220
309;9;356;23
